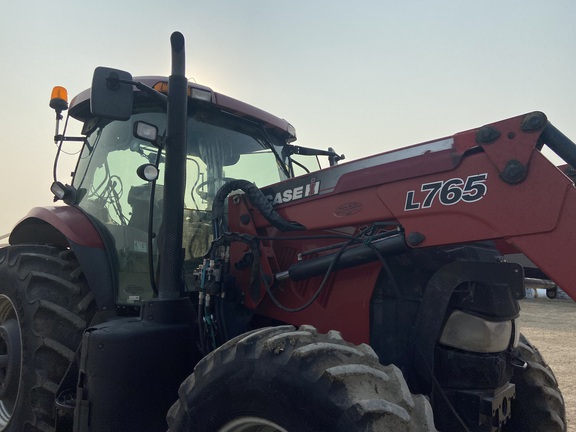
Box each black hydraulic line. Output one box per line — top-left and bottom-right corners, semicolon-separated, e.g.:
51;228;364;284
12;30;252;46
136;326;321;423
541;122;576;169
275;233;408;282
211;179;306;237
157;32;188;299
265;250;343;313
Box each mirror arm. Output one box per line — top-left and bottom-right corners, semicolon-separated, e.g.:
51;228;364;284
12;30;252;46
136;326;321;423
54;135;86;142
289;145;345;166
115;78;168;106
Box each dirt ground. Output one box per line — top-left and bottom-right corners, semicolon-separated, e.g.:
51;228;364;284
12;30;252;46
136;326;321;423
518;297;576;431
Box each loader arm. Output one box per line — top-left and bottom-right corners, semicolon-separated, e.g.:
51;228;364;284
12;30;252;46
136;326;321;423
231;112;576;316
383;112;576;300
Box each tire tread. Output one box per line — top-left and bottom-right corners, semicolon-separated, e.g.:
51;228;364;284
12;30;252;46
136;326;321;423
0;245;96;432
167;325;437;432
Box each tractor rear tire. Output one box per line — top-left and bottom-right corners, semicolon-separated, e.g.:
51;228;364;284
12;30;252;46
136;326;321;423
0;245;96;432
503;334;566;432
167;325;437;432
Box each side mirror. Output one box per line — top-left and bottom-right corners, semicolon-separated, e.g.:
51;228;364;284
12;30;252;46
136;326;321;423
91;67;134;120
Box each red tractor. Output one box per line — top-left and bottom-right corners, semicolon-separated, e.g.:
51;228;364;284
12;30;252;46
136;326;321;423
0;32;570;431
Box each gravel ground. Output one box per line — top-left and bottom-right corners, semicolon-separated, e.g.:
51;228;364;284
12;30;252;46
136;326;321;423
518;298;576;432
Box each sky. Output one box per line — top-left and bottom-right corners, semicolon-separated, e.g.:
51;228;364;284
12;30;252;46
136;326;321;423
1;0;575;232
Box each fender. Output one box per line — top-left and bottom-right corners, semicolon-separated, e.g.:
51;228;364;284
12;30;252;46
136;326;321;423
10;206;117;310
10;206;104;247
408;260;523;393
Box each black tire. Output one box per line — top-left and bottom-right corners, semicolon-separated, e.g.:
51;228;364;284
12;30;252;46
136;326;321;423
167;325;437;432
503;334;566;432
546;288;558;299
0;245;96;431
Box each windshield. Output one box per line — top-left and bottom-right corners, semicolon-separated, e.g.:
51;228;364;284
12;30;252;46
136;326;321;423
72;106;289;304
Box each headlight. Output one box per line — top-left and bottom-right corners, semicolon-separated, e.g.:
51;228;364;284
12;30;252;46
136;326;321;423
440;310;514;353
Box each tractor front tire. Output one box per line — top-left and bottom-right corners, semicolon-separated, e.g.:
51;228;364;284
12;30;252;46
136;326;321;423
504;334;566;432
0;245;96;432
167;325;437;432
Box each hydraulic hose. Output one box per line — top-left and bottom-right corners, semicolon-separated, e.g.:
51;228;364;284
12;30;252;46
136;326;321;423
211;179;306;236
275;233;408;282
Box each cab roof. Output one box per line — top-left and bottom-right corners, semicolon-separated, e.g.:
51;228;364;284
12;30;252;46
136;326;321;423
69;76;296;142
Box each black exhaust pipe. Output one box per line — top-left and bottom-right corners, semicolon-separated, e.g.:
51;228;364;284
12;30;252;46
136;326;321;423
158;32;188;299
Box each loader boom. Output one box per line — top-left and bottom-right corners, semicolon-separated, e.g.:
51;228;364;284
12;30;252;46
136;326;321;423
223;111;576;342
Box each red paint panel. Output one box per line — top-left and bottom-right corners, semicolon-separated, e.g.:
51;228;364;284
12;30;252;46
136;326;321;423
381;151;569;244
10;206;104;248
508;189;576;301
256;262;381;344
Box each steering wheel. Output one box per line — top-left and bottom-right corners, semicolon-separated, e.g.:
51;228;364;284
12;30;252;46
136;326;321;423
194;177;236;201
106;175;124;200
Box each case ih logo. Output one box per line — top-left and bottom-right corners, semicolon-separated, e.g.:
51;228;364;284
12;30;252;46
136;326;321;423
404;173;488;211
266;178;320;205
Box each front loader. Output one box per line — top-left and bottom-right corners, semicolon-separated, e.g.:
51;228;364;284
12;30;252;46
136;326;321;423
0;32;571;431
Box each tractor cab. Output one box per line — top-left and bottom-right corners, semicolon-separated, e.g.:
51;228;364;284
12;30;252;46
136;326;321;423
51;77;312;306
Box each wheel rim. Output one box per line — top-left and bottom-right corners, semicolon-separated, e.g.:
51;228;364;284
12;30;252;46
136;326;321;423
218;417;288;432
0;295;22;429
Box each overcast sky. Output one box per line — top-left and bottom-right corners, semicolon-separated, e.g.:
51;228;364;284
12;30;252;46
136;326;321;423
1;0;575;232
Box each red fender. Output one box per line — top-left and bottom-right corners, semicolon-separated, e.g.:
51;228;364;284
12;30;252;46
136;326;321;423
9;206;105;248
